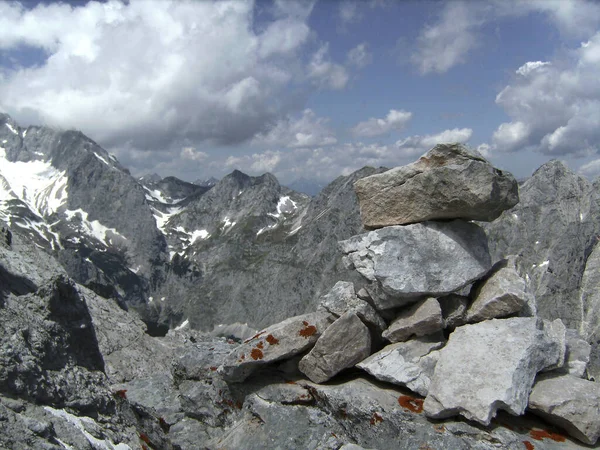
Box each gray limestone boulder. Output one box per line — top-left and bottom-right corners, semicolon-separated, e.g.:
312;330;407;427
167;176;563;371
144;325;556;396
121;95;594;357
318;281;386;332
354;143;518;228
541;319;567;372
299;312;371;383
357;333;445;396
340;220;492;308
438;294;470;329
466;262;532;322
219;311;334;382
528;374;600;445
382;297;443;343
563;329;592;378
424;318;561;426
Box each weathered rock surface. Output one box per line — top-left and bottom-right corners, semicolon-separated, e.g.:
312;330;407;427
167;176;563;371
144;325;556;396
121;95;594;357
382;297;443;343
340;220;491;307
299;312;371;383
318;281;386;332
466;261;532;322
357;333;444;396
424;318;560;425
438;294;469;329
219;311;334;382
528;374;600;445
562;329;591;378
541;319;567;372
354;143;519;228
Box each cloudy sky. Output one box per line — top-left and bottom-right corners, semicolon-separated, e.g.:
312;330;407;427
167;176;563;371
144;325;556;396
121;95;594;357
1;0;600;185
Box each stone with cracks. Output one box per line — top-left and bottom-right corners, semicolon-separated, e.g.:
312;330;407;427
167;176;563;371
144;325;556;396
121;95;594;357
219;311;334;383
382;298;443;343
299;312;371;383
424;318;560;426
561;329;591;378
528;374;600;445
357;333;445;396
354;143;519;228
318;281;386;332
340;220;491;307
466;261;532;323
541;319;567;372
438;294;469;329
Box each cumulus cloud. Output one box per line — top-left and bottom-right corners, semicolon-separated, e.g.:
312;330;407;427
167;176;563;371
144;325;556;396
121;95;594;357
351;109;412;137
252;109;337;148
346;43;372;68
515;61;551;76
225;151;283;173
492;32;600;156
307;44;349;90
395;128;473;157
180;147;208;162
0;0;327;152
338;1;362;25
578;159;600;178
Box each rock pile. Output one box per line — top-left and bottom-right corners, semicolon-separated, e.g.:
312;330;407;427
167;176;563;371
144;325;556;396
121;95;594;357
219;144;598;446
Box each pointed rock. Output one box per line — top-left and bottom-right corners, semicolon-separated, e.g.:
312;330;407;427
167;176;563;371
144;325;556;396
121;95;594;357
424;318;560;426
354;143;518;228
340;220;491;307
357;333;445;396
218;311;334;383
528;374;600;445
299;312;371;384
382;298;443;343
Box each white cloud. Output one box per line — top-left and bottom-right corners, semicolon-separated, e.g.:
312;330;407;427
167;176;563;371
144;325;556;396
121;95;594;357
307;44;349;90
225;150;282;173
252;109;337;148
338;1;362;25
492;32;600;156
346;43;372;68
516;61;551;76
351;109;412;137
396;128;473;157
0;0;326;152
578;159;600;178
180;147;208;162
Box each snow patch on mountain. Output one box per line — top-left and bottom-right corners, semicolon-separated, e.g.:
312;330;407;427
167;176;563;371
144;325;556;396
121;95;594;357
152;205;183;233
64;208;126;247
93;152;110;166
5;123;18;135
268;196;297;219
143;186;184;205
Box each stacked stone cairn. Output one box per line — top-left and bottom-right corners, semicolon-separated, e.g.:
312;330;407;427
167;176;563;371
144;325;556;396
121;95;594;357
219;144;600;445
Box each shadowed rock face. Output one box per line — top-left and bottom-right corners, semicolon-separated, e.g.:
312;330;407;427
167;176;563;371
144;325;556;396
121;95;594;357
354;143;519;228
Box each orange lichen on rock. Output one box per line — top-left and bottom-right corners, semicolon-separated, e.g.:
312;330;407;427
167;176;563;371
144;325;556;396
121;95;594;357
370;412;383;425
250;348;264;360
244;330;266;343
139;433;151;444
266;334;279;345
209;366;218;371
299;323;317;338
433;424;446;433
256;341;264;349
529;429;566;442
113;389;127;399
398;395;424;413
523;441;535;450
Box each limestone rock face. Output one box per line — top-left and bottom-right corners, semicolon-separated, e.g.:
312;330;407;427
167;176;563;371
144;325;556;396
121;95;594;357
340;220;491;307
562;329;591;378
354;143;519;228
299;312;371;383
219;311;334;383
528;375;600;445
424;318;560;426
382;297;443;343
318;281;386;332
466;262;532;322
357;333;444;396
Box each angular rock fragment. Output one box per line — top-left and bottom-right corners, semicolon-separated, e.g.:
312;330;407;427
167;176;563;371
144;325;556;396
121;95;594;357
528;374;600;445
466;262;532;322
438;294;469;329
382;298;443;343
255;383;314;405
424;318;560;426
219;311;334;382
318;281;386;332
354;143;519;228
340;221;491;307
299;312;371;383
357;333;444;396
541;319;567;372
562;329;591;378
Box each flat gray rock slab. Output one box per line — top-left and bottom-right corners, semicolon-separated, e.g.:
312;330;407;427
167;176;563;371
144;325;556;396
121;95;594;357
299;312;371;383
219;311;334;382
318;281;386;332
529;374;600;445
354;143;519;228
357;333;445;396
424;318;560;426
382;297;443;343
340;220;492;307
466;264;531;322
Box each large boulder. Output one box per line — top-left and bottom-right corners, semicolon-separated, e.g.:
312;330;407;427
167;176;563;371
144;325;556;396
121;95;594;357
299;312;371;383
424;318;560;426
382;297;443;343
528;374;600;445
357;333;444;396
218;311;334;383
354;143;518;228
340;220;492;309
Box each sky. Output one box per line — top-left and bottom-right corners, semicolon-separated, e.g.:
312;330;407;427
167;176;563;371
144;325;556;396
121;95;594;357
1;0;600;185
